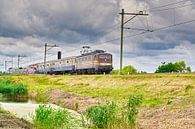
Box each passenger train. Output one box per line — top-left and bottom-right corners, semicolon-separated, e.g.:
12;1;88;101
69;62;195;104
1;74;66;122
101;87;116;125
8;48;113;74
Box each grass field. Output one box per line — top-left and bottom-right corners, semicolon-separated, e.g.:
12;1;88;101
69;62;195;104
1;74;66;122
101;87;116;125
2;74;195;109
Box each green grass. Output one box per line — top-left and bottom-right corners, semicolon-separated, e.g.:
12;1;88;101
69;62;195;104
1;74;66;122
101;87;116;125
84;96;143;129
0;79;28;96
33;105;82;129
2;74;195;109
85;102;117;128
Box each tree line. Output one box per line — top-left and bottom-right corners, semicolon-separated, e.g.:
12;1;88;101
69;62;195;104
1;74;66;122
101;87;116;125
111;61;192;74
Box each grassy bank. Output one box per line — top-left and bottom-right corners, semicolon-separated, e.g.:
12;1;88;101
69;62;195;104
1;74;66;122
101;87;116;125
2;74;195;109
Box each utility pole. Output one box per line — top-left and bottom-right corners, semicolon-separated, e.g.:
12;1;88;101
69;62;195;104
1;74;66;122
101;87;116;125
119;9;149;75
18;55;26;68
44;43;47;70
44;43;58;74
4;60;12;73
120;9;124;75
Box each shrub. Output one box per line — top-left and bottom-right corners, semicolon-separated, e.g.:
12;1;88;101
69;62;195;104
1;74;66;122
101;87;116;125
122;65;137;75
85;102;117;128
33;105;72;129
111;65;137;75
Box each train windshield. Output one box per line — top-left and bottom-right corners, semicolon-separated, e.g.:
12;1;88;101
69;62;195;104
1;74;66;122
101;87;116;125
98;54;112;63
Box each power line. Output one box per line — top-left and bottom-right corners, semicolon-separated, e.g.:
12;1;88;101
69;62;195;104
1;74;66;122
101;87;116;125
124;19;195;39
150;0;190;10
89;19;195;48
15;19;195;68
63;19;195;56
150;2;195;12
61;26;120;54
77;21;120;44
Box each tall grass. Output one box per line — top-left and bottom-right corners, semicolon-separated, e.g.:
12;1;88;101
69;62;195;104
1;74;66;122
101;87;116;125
84;95;143;129
33;105;71;129
127;95;143;127
33;105;82;129
85;102;117;128
0;79;28;96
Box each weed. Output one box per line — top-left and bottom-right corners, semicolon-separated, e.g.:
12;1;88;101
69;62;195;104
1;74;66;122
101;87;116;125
185;85;194;93
33;105;72;129
75;102;79;111
127;95;143;127
167;99;173;105
85;101;117;128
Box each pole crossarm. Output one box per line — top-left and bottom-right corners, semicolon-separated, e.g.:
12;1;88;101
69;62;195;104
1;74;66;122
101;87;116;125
46;45;58;51
120;12;149;16
123;27;153;32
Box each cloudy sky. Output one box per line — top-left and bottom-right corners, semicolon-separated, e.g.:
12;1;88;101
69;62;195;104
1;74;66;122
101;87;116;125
0;0;195;72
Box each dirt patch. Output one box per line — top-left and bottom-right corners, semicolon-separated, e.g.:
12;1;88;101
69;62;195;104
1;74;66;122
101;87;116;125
0;112;33;129
45;89;98;113
138;105;195;129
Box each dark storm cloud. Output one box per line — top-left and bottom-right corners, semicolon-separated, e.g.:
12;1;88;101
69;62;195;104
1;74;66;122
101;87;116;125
0;0;119;43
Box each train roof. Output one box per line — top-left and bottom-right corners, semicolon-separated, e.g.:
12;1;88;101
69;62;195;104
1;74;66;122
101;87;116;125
30;56;77;66
78;50;110;56
29;49;111;66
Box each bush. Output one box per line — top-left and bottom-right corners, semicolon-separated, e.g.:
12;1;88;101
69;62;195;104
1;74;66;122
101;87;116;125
33;105;72;129
122;65;137;75
85;102;117;128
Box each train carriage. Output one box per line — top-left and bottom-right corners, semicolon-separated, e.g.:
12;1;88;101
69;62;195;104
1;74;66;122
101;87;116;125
8;48;113;75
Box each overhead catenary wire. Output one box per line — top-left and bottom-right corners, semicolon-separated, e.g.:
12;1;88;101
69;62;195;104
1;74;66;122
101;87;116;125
150;2;195;12
67;19;195;52
10;19;195;68
149;0;191;10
